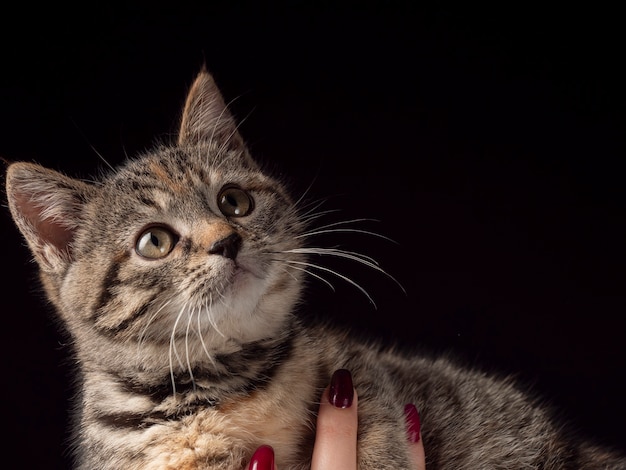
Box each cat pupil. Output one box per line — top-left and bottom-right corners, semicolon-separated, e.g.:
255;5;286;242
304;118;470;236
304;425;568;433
226;195;238;209
150;233;160;246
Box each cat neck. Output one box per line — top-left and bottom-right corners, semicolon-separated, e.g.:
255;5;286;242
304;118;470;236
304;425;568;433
80;315;300;405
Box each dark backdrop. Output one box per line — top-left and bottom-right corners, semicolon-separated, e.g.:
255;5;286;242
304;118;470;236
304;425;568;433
1;4;624;468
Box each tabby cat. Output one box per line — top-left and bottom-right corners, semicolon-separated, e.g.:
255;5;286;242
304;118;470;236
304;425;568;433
5;69;625;469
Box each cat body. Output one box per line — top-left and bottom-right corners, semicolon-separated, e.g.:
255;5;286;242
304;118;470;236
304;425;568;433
5;70;625;469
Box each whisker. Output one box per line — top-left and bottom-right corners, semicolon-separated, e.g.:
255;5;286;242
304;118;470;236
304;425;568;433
298;207;343;225
283;247;381;267
279;262;335;291
279;247;405;295
293;194;331;217
137;298;173;353
291;175;321;213
169;303;188;395
185;306;196;391
297;227;397;243
304;218;380;230
284;259;377;307
198;298;218;370
274;262;302;283
69;117;115;171
205;292;226;338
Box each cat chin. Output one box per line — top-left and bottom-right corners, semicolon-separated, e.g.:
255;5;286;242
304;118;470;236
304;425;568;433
187;271;281;344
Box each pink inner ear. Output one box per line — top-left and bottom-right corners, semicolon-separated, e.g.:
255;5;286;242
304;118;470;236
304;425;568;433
13;189;75;254
36;217;75;252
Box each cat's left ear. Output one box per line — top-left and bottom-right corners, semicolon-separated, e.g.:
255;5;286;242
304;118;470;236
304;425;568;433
178;68;246;151
6;162;94;274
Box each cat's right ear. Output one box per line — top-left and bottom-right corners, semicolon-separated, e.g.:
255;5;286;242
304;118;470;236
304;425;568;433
6;162;93;274
177;68;246;151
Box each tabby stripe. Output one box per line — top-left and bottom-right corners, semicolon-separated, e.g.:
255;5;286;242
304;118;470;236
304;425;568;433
112;332;295;420
90;252;128;323
119;373;212;403
90;250;168;334
95;410;168;429
95;291;159;336
236;332;295;394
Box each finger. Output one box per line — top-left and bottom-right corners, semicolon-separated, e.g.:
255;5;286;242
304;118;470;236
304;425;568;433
311;369;359;470
404;404;425;470
410;433;426;470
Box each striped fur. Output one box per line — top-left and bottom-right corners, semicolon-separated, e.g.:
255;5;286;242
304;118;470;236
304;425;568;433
6;69;625;469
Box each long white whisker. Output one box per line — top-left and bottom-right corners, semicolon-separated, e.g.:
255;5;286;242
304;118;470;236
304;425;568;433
280;262;335;291
198;298;218;370
293;195;328;218
284;247;381;267
280;247;405;294
291;168;323;212
169;303;188;395
273;263;301;283
299;208;343;225
185;306;196;391
305;218;380;230
205;293;226;338
297;227;397;243
137;299;173;353
285;260;377;307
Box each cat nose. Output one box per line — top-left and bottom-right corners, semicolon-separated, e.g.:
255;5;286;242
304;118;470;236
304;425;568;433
208;232;242;260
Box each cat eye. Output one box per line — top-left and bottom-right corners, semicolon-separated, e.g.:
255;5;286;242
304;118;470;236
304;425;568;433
135;226;178;259
217;185;254;217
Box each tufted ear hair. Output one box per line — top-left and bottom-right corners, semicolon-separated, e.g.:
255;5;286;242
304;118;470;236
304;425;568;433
177;68;246;151
5;161;94;274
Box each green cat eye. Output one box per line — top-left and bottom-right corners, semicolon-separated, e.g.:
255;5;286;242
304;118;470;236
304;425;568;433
135;226;178;259
217;185;254;217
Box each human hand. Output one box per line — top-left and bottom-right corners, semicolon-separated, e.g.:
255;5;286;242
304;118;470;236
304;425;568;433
247;369;425;469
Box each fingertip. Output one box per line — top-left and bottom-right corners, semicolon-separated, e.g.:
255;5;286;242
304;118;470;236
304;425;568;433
404;403;421;443
404;404;426;470
329;369;354;408
248;445;275;470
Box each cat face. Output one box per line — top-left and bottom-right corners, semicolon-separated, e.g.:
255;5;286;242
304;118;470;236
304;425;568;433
6;71;306;360
75;148;303;345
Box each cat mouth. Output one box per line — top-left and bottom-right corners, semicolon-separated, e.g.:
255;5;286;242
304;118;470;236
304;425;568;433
208;258;263;295
232;256;265;280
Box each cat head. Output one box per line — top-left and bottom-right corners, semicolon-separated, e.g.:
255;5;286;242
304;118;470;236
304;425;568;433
6;70;306;359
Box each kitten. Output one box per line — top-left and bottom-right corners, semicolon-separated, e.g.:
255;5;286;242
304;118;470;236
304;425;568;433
5;69;625;469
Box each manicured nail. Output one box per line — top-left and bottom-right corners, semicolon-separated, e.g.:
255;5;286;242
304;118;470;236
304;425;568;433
329;369;354;408
404;403;421;443
248;445;274;470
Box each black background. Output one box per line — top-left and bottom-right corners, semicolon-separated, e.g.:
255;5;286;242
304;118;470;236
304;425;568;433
1;4;624;468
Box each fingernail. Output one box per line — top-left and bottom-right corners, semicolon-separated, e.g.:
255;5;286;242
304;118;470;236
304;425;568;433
404;403;421;443
248;445;274;470
329;369;354;408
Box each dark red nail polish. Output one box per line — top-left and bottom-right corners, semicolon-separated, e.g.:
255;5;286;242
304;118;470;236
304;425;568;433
248;445;274;470
404;403;421;443
329;369;354;408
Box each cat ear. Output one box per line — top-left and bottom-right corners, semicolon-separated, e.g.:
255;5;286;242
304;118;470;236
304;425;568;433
178;68;246;150
6;162;93;274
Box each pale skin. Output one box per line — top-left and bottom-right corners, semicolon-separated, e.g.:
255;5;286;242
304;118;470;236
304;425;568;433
311;387;425;470
248;386;426;470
